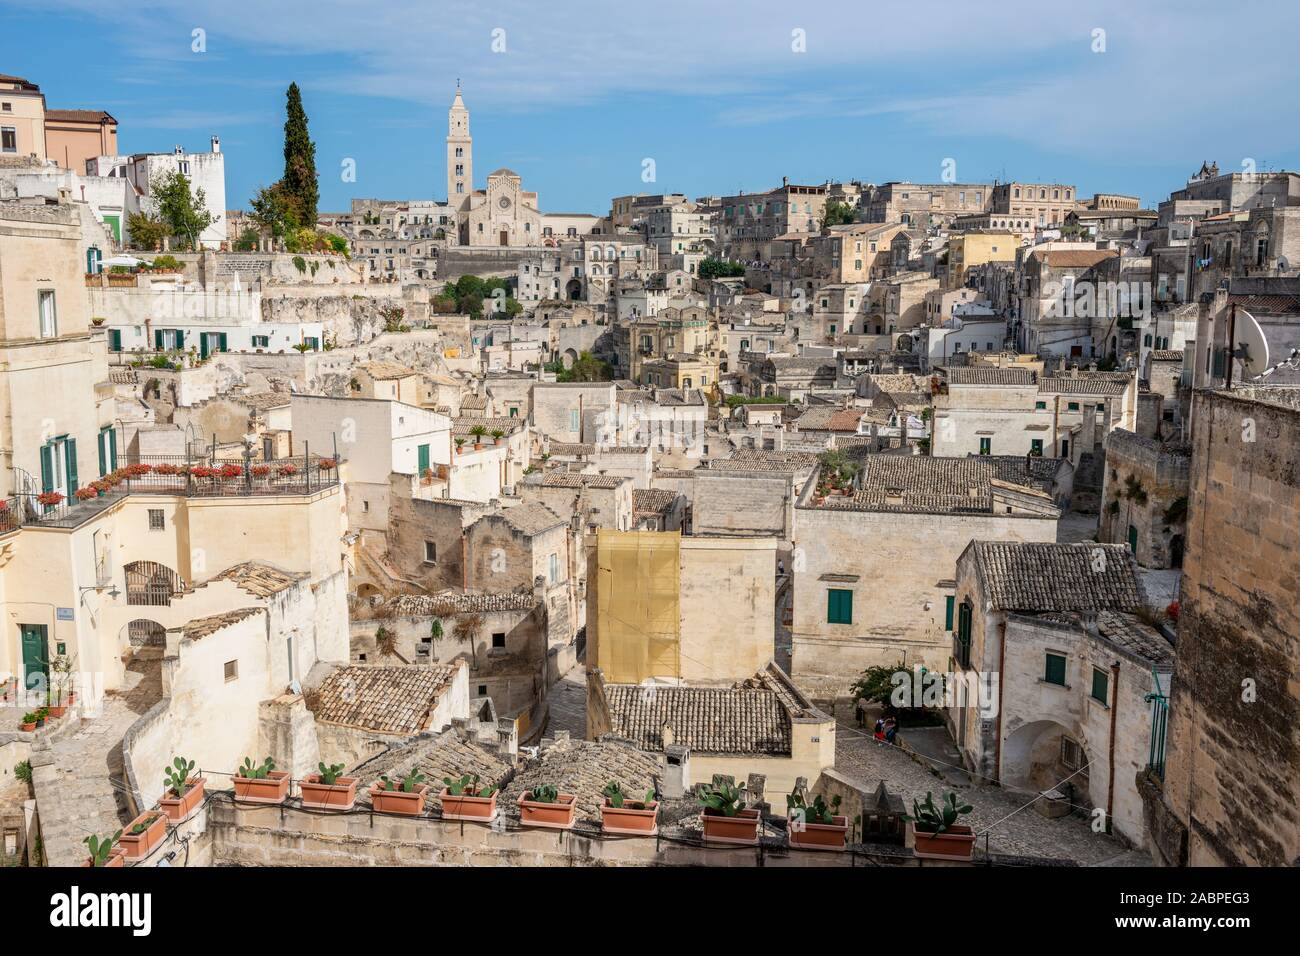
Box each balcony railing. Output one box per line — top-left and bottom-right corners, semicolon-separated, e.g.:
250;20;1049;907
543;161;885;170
1;453;341;532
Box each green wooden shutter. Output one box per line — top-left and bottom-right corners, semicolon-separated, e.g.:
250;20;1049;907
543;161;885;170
40;443;55;492
219;332;229;352
154;329;164;350
64;438;78;495
200;334;210;359
98;429;107;477
1091;668;1109;704
108;429;117;472
1045;653;1066;685
945;595;955;631
418;444;430;474
108;329;122;352
827;588;853;624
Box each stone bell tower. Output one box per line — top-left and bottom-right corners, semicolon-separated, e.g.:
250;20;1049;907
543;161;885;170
447;83;472;211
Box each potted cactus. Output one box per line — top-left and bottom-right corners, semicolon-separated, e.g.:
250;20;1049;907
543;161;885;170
119;810;167;860
371;769;430;816
906;791;976;861
698;778;760;845
786;790;848;851
158;756;206;822
516;783;577;830
300;761;358;810
599;781;658;836
232;756;290;804
439;773;499;822
83;830;125;868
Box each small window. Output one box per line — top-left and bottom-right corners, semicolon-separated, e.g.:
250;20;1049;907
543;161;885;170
1061;736;1084;771
1067;402;1080;412
548;552;559;583
223;660;239;682
1044;653;1067;686
827;588;853;625
979;437;991;456
477;685;487;696
424;541;437;563
1091;668;1109;704
1035;400;1046;410
1031;439;1044;456
492;632;506;648
362;501;370;513
38;290;57;338
147;509;165;531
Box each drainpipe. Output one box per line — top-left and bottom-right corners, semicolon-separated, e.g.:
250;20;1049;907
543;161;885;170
1106;660;1120;834
461;534;468;590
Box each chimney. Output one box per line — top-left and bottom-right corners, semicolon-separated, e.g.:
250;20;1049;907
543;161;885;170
210;135;221;154
661;745;690;799
173;145;183;155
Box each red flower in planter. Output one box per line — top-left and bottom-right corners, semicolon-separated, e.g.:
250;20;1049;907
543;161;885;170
190;466;217;479
1166;600;1179;622
317;458;337;471
219;463;244;480
251;464;271;477
124;463;152;477
36;491;65;506
154;463;182;476
277;464;298;477
74;487;98;501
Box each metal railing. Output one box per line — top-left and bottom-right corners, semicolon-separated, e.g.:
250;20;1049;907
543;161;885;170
1145;669;1170;780
1;452;341;533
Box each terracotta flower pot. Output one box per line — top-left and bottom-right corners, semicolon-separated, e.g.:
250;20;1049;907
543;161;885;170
701;808;761;845
46;705;66;718
159;777;206;822
911;823;977;861
516;791;577;830
299;774;358;810
119;812;168;861
371;783;429;816
600;799;658;836
19;721;36;732
788;814;849;852
83;847;126;868
441;787;498;822
233;770;291;804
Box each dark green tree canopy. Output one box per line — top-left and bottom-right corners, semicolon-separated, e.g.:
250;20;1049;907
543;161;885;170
282;82;319;228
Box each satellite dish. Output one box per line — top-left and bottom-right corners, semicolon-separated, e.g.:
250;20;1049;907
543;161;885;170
1235;309;1271;377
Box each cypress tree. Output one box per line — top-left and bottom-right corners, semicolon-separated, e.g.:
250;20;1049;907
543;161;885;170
282;82;318;228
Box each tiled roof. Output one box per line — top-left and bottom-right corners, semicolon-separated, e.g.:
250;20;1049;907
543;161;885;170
310;664;460;734
547;442;596;457
44;109;117;123
717;449;820;471
538;473;626;489
825;455;998;513
632;488;680;516
349;729;513;809
1039;377;1131;396
214;562;305;597
182;607;264;641
1149;350;1185;362
1034;249;1119;269
452;416;521;439
1226;294;1300;315
981;455;1069;491
495;502;565;535
602;668;811;757
108;368;138;385
387;590;535;616
358;361;417;380
944;367;1037;386
1096;610;1175;667
970;542;1146;613
459;393;488;410
502;736;662;822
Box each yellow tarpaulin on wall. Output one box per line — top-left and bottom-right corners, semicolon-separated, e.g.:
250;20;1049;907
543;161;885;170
595;530;680;684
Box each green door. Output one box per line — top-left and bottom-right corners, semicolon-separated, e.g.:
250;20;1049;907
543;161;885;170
1128;525;1138;554
64;438;78;496
417;443;431;475
20;624;48;694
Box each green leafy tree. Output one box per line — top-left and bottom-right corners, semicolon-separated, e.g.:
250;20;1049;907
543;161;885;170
126;211;168;252
150;170;215;250
557;350;613;383
282;82;319;228
698;257;747;281
821;200;857;228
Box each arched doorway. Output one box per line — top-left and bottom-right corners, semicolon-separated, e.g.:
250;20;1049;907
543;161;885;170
126;619;166;648
1002;719;1092;805
565;279;583;300
562;348;578;369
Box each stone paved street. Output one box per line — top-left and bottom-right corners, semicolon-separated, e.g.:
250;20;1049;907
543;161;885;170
832;707;1149;865
545;661;587;739
31;651;163;867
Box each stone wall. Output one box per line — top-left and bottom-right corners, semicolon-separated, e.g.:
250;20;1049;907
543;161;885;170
692;471;792;540
1153;388;1300;866
1098;429;1190;569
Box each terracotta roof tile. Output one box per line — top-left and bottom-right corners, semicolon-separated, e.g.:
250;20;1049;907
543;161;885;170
310;664;460;734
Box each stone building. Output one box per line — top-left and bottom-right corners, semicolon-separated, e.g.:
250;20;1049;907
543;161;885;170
1140;386;1300;866
1098;429;1191;568
790;454;1060;697
950;541;1172;846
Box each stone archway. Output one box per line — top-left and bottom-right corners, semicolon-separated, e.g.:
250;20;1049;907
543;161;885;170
125;619;166;648
1002;719;1092;802
565;279;583;301
563;348;578;369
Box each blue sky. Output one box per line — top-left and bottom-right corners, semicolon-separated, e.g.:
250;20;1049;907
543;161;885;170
3;0;1299;215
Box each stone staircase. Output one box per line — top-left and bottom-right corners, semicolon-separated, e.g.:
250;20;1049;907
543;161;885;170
30;651;163;866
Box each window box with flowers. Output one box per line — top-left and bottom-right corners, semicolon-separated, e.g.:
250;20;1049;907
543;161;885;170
36;491;64;508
